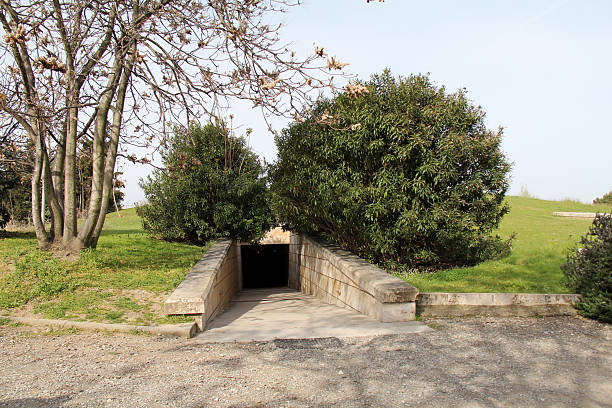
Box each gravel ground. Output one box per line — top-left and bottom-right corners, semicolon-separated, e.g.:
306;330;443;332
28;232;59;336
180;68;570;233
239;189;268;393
0;316;610;408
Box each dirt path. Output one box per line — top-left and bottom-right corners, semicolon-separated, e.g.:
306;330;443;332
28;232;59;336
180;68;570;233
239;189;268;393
0;316;610;407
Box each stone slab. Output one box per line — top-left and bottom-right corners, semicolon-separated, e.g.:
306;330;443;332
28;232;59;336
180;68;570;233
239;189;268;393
416;292;580;306
552;212;598;219
416;292;581;317
200;288;431;342
7;317;198;338
164;240;233;315
375;301;416;322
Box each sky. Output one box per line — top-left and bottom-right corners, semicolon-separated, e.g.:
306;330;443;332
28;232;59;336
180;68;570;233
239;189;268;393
121;0;612;206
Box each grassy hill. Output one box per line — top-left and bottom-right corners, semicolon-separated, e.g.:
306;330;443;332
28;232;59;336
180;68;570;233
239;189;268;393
1;196;611;325
399;196;612;293
0;209;209;325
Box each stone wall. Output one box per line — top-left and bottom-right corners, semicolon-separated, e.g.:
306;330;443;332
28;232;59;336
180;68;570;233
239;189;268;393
288;234;419;321
165;234;581;329
416;292;580;317
164;240;241;330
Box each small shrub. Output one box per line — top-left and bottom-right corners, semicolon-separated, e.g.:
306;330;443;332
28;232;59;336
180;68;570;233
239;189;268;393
1;165;31;227
562;214;612;323
137;122;274;244
0;172;15;230
593;191;612;205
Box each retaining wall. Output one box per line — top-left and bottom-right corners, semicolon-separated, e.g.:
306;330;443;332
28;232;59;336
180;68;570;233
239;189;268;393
416;292;580;317
164;240;241;330
164;233;580;330
288;234;419;321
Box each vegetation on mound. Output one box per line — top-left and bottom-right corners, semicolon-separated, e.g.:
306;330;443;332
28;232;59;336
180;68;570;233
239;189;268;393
1;197;610;319
593;191;612;205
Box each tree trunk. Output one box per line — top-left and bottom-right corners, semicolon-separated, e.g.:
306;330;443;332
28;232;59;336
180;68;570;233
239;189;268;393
89;42;137;249
76;56;125;250
40;162;46;224
62;101;79;248
42;145;64;241
113;188;121;218
30;120;50;248
52;126;65;213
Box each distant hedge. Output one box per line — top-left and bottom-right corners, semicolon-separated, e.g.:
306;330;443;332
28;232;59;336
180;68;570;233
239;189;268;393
271;71;512;271
593;191;612;205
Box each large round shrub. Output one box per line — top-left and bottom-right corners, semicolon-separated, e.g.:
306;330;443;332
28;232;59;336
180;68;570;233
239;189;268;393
271;71;512;270
137;123;273;244
562;214;612;323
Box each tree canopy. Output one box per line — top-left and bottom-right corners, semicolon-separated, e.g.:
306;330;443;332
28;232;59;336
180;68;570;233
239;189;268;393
0;0;348;252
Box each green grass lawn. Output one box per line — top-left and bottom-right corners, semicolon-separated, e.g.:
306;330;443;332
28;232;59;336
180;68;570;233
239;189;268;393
396;196;612;293
0;208;210;325
2;196;610;322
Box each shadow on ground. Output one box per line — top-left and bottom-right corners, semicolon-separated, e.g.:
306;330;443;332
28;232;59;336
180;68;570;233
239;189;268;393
0;231;36;240
0;395;71;408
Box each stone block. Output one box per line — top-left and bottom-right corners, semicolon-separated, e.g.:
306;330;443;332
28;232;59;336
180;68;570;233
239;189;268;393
375;301;416;322
415;292;581;317
164;239;240;329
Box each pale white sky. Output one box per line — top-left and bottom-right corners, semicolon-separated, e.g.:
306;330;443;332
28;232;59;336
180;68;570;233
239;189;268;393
122;0;612;206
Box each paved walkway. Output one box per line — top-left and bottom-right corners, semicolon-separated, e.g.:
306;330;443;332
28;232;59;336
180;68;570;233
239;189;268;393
201;288;430;342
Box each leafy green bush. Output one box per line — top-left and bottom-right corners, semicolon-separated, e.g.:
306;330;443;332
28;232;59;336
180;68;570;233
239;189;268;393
0;168;17;229
593;191;612;205
562;214;612;323
137;123;273;244
271;71;512;270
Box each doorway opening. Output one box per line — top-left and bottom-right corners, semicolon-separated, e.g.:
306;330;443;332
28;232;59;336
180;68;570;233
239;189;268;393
240;244;289;289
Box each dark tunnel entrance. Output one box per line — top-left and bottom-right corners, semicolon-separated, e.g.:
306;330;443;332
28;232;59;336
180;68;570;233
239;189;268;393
241;244;289;289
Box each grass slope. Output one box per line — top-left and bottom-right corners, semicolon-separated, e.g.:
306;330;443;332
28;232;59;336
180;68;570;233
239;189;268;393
0;209;209;325
2;196;610;321
397;196;612;293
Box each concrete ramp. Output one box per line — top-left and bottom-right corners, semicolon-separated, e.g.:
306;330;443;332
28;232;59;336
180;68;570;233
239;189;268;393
200;288;431;342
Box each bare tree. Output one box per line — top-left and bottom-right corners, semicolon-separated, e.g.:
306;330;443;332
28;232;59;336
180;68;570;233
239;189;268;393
0;0;350;253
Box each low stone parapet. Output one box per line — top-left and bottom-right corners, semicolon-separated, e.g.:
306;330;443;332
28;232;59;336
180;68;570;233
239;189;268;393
416;292;580;317
164;240;241;330
552;212;598;219
288;234;419;321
